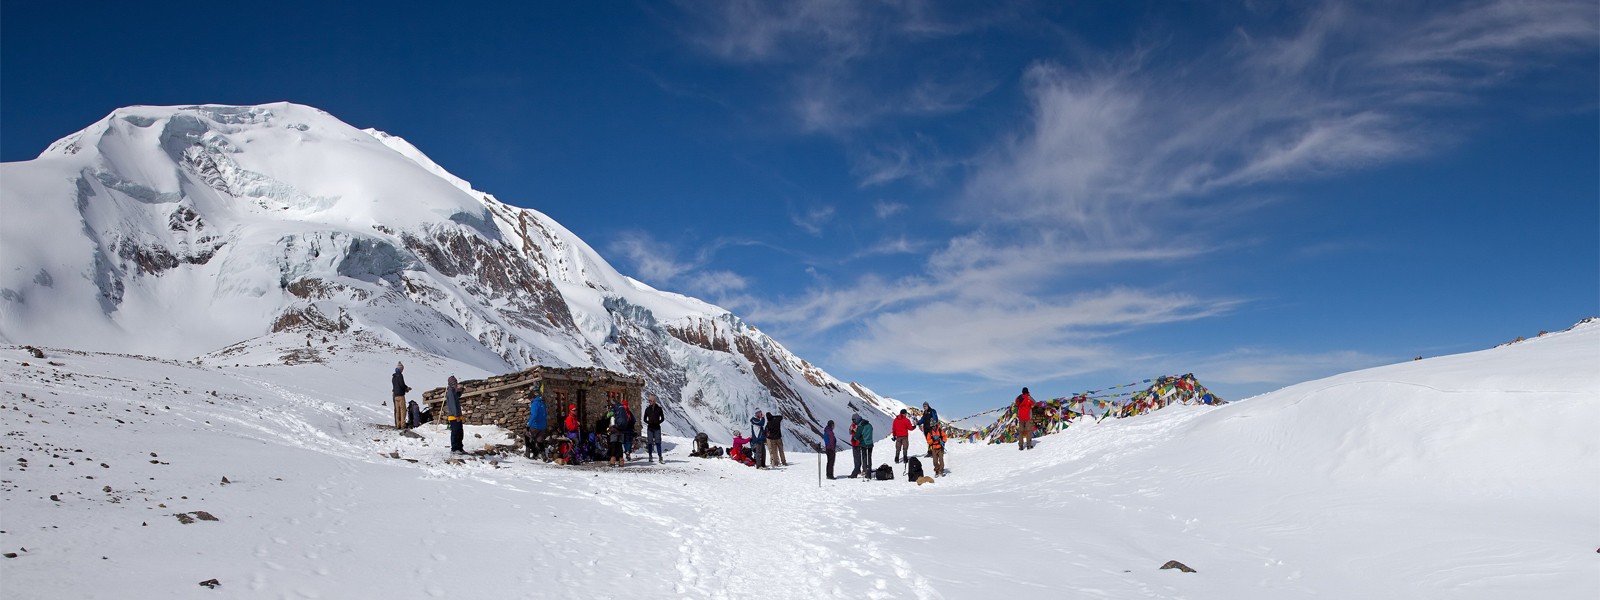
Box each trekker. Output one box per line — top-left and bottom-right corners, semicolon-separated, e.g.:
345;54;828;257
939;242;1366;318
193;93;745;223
607;423;625;467
524;391;548;459
445;376;464;454
917;402;938;457
822;420;838;479
615;400;636;461
749;411;768;468
765;411;787;466
406;399;424;428
564;404;581;464
891;410;913;463
1015;387;1035;451
857;416;875;474
390;362;412;429
643;394;665;463
847;416;862;478
927;424;948;477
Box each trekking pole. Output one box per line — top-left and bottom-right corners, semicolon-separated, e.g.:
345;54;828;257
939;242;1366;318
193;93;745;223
817;446;821;488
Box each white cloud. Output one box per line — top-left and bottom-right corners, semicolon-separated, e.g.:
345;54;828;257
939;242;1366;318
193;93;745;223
673;0;1595;387
790;204;837;235
673;0;998;135
610;231;692;283
747;232;1220;344
837;288;1238;382
608;231;751;302
968;0;1597;234
686;270;749;296
872;201;908;219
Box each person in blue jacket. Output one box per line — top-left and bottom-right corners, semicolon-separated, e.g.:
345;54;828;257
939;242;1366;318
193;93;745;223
524;391;548;459
917;402;939;457
749;410;768;469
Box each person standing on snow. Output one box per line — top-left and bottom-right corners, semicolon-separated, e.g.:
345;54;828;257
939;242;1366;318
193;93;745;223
390;362;412;429
564;404;581;464
927;424;948;477
765;411;788;466
607;422;625;467
643;394;666;463
1015;387;1035;451
891;410;913;463
857;416;876;474
445;376;464;454
749;410;768;469
847;415;863;478
917;402;939;457
524;391;548;459
823;420;838;480
614;399;636;462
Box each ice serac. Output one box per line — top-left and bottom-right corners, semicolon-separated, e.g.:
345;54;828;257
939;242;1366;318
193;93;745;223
0;102;903;444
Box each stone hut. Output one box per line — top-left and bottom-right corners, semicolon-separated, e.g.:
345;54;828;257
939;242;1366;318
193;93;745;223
421;366;645;435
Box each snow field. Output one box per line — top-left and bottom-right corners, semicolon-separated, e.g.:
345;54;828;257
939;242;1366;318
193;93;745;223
1;320;1596;598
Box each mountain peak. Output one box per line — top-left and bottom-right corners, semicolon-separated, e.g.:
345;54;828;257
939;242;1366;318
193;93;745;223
1;102;903;446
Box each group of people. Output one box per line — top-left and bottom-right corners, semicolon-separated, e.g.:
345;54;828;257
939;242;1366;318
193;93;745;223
544;393;667;467
812;401;948;480
731;409;789;468
390;367;953;480
390;362;468;453
391;365;669;463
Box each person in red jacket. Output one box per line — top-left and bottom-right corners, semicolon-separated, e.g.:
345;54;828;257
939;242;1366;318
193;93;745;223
1015;387;1035;451
891;410;914;463
564;404;581;464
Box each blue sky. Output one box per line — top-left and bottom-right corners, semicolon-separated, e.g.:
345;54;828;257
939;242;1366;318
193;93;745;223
4;1;1596;416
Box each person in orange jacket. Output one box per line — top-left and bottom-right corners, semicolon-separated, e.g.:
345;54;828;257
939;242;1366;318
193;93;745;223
927;424;948;477
891;410;914;463
1015;387;1035;451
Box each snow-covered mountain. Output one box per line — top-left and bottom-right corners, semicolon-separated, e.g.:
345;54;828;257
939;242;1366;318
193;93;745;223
0;102;904;445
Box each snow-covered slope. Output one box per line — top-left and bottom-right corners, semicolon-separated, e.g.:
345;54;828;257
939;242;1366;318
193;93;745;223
1;318;1593;598
0;102;904;445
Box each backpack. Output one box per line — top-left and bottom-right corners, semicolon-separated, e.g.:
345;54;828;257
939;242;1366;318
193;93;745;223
874;464;894;481
906;457;924;481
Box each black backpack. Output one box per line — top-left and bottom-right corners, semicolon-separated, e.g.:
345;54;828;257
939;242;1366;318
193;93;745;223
906;457;924;481
874;464;894;481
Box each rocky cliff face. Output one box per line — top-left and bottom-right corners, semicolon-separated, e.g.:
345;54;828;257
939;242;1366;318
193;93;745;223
0;102;903;445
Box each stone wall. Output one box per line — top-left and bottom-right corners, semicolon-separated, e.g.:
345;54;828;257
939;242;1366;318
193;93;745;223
422;366;644;435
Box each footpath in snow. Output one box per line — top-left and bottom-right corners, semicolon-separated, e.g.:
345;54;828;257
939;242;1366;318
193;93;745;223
2;321;1597;599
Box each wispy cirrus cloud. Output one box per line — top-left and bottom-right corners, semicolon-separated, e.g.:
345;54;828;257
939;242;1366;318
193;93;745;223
968;0;1597;236
671;0;1001;137
789;204;837;235
838;287;1239;382
609;231;748;300
673;0;1595;387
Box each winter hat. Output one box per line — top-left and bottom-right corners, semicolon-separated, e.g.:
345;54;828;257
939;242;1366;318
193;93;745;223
396;361;404;369
1022;387;1029;394
899;409;907;416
